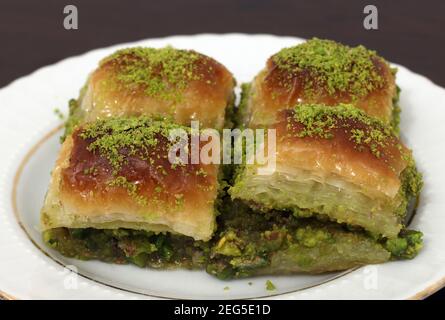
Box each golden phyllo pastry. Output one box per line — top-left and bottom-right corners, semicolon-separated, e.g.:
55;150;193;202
67;46;235;132
230;104;422;238
41;117;219;241
239;38;398;128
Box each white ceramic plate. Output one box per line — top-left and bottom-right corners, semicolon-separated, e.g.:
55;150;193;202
1;34;444;300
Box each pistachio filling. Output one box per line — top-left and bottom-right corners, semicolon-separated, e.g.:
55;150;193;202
43;199;423;279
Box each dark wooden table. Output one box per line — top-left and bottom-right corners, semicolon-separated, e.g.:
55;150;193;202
0;0;444;300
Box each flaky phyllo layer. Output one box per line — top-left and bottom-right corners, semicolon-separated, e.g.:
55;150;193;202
230;104;422;238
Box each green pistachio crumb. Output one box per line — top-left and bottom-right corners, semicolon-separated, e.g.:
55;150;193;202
80;116;186;173
83;166;98;176
154;186;163;193
101;46;203;101
174;193;184;208
78;117;192;207
61;99;82;142
195;168;208;177
273;38;387;98
265;280;276;291
108;176;148;206
54;108;65;120
289;103;398;158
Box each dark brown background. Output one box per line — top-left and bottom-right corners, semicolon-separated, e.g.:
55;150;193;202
0;0;444;299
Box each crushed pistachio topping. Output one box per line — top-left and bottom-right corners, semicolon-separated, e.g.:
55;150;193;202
391;85;402;134
80;116;186;172
288;103;399;158
272;38;387;98
265;280;276;291
108;176;148;206
61;99;82;142
83;166;98;176
78;117;190;205
101;46;203;101
195;168;208;177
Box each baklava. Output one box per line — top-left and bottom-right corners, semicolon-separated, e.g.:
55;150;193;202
41;117;219;241
230;104;421;238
